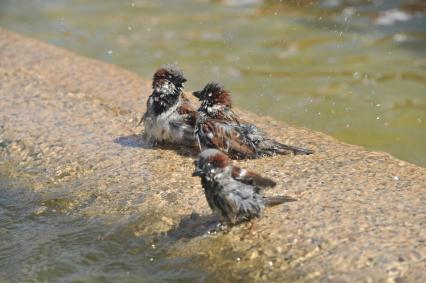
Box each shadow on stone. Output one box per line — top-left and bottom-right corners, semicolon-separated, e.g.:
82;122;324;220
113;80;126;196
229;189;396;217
114;134;199;158
114;134;151;148
166;212;220;240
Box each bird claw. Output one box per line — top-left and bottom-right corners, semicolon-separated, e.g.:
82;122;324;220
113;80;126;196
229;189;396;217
205;222;230;235
217;222;230;231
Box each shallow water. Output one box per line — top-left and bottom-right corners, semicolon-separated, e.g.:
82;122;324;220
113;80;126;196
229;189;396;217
1;170;295;282
0;174;243;282
0;0;425;166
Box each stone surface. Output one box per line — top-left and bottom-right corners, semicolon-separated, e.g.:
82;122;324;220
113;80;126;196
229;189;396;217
0;28;425;282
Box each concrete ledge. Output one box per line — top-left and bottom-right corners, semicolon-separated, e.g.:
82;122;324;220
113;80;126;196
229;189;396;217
1;28;425;282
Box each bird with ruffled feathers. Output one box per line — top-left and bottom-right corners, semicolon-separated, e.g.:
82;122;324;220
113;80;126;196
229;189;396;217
193;149;295;226
140;64;197;146
193;82;314;159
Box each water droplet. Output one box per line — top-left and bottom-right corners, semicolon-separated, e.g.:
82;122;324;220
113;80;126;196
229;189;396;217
352;72;361;80
149;257;154;262
376;116;380;120
268;261;273;266
236;257;241;262
394;176;400;181
343;7;356;18
376;104;381;107
393;33;408;43
107;50;113;55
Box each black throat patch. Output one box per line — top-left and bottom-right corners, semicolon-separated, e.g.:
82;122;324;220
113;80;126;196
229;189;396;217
151;88;181;115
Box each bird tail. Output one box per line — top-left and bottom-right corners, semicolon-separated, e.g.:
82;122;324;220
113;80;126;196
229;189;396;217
263;195;297;207
237;124;314;157
136;113;146;127
273;142;314;155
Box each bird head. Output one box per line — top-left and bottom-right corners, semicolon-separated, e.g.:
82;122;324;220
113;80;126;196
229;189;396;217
152;64;187;94
192;149;230;178
193;82;232;110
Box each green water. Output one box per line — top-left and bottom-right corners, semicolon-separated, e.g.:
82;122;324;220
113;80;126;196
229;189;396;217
0;1;425;282
0;0;425;166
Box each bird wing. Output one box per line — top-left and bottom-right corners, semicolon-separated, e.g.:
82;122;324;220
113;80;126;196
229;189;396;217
167;98;197;145
176;99;197;127
197;119;257;159
220;193;240;224
231;166;276;188
137;96;154;127
136;112;147;127
169;114;196;146
219;108;241;125
206;106;241;125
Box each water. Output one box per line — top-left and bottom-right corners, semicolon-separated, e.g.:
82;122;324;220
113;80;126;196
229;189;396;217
0;174;242;282
0;164;273;282
0;178;153;282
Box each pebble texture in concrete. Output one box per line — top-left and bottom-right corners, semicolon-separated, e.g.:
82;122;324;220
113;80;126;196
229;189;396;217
0;28;425;282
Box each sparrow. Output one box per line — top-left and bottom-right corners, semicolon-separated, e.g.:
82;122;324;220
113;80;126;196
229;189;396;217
193;82;314;159
140;64;197;146
192;82;240;124
192;149;295;225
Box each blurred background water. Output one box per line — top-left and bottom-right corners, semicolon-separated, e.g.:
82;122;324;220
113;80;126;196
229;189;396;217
1;0;425;166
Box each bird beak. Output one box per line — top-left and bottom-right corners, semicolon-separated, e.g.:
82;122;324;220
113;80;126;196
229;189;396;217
192;91;201;99
192;168;202;177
